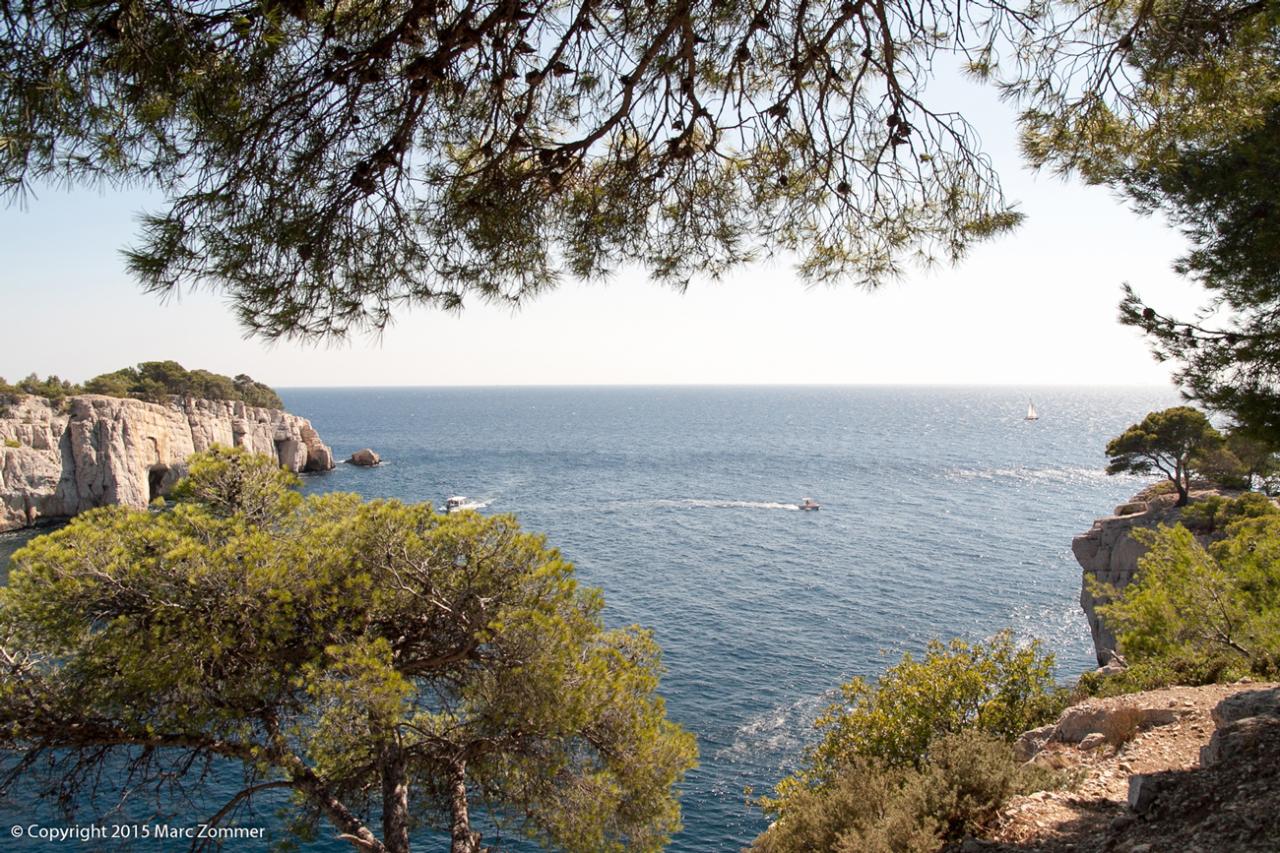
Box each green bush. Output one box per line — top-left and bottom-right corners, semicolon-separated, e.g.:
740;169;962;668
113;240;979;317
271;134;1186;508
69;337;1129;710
1099;517;1280;680
1138;480;1180;498
754;632;1065;852
1076;654;1237;698
751;731;1059;853
83;362;285;408
82;371;133;397
1180;492;1278;535
4;364;283;409
1215;431;1280;494
802;631;1061;776
3;438;19;449
14;373;81;399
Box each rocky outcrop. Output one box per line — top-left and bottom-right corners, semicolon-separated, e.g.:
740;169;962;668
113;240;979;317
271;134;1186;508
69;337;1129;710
348;448;381;467
1202;686;1280;768
1072;483;1219;666
989;682;1280;852
0;394;334;531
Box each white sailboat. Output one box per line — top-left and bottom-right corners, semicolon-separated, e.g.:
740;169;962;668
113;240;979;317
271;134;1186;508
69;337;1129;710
1025;400;1039;421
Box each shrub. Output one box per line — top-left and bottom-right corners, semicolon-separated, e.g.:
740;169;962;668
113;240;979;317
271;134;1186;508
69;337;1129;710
1138;480;1180;498
1075;656;1233;697
82;371;133;397
752;731;1059;853
1099;517;1280;680
1180;492;1278;535
14;373;81;399
1217;431;1280;493
3;438;19;449
7;364;284;409
802;631;1060;777
755;632;1065;852
82;362;285;408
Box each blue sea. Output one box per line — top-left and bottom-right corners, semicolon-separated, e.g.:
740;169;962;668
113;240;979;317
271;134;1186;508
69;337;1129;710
0;386;1179;851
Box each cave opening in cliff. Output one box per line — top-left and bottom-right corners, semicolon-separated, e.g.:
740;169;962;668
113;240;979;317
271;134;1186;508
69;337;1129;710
148;466;168;503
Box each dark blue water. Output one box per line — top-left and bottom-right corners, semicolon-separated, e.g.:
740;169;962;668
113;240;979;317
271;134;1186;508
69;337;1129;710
0;386;1179;850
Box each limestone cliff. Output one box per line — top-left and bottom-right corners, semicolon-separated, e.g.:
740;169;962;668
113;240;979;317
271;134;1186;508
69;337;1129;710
1072;483;1220;666
0;394;334;531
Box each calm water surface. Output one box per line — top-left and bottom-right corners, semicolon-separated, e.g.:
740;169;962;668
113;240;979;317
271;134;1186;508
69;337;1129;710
0;386;1179;850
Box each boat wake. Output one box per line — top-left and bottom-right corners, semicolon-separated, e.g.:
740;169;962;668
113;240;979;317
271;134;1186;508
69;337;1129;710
944;465;1126;486
651;498;801;511
717;690;836;768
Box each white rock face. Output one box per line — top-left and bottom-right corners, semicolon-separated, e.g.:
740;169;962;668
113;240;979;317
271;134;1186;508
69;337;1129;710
0;394;334;531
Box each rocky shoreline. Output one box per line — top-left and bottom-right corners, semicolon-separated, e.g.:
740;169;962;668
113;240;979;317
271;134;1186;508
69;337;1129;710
0;394;334;532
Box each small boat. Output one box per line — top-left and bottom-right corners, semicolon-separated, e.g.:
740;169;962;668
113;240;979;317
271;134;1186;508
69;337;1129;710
1025;401;1039;421
445;496;467;513
798;497;821;511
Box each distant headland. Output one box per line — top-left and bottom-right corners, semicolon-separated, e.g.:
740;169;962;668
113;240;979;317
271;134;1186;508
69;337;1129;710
0;362;333;532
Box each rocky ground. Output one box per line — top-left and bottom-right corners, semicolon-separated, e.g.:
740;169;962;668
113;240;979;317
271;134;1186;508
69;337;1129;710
970;682;1280;853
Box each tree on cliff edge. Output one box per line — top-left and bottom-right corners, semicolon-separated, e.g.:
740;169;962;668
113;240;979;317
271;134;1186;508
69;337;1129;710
0;447;696;853
1105;407;1224;506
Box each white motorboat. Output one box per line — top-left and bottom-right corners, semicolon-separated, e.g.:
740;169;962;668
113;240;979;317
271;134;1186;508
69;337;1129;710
799;497;821;511
445;496;467;513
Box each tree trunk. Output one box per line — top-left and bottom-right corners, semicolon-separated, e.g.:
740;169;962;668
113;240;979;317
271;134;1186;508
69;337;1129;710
449;760;482;853
381;744;411;853
271;747;385;853
289;766;386;852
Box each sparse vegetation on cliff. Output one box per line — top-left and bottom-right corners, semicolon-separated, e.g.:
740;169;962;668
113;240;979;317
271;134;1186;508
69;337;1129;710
0;374;78;400
1097;504;1280;685
753;633;1065;852
84;361;283;408
1;362;283;409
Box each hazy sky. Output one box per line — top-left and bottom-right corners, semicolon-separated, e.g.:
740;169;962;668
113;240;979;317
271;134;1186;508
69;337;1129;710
1;69;1202;389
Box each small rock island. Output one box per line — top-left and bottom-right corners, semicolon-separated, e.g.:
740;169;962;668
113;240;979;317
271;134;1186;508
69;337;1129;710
348;448;381;467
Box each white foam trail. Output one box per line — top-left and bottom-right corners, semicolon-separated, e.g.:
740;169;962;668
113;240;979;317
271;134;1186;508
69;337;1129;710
652;498;801;511
944;466;1133;485
717;691;837;764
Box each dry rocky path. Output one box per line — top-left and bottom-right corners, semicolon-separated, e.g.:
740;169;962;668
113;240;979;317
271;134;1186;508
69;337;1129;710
967;682;1280;853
